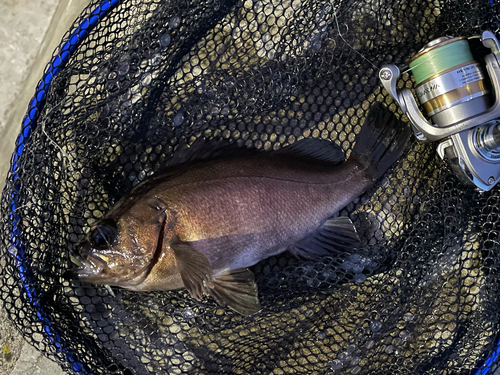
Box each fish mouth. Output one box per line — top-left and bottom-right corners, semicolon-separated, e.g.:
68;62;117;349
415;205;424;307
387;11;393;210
70;251;110;278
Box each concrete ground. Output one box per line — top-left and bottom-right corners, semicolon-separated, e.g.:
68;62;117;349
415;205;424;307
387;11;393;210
0;1;91;374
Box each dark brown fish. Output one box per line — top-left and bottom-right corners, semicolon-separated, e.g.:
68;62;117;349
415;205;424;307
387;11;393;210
72;103;410;315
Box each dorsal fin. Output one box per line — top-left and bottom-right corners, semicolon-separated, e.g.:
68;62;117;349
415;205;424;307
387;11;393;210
275;138;345;164
165;138;242;168
165;137;345;169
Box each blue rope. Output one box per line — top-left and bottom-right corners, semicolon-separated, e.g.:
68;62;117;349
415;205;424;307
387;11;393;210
476;339;500;374
8;0;121;373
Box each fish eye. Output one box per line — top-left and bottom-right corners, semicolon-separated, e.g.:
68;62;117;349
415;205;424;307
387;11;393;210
90;223;117;250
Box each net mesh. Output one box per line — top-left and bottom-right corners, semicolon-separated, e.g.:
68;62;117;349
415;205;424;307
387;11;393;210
1;0;500;374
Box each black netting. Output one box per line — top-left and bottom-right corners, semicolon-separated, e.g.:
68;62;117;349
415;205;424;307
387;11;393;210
1;0;500;374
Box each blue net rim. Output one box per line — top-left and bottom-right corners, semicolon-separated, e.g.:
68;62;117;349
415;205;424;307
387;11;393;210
7;1;122;373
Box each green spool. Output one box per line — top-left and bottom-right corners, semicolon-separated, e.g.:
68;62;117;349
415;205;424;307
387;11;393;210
409;39;473;84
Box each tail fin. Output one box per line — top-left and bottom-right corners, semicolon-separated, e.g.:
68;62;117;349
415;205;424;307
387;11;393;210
351;103;411;180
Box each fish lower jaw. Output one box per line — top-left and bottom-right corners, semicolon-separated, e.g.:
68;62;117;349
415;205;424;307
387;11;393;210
75;271;140;288
73;257;110;281
75;268;101;281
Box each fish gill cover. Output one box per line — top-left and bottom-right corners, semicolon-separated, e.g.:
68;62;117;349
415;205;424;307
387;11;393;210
0;0;499;374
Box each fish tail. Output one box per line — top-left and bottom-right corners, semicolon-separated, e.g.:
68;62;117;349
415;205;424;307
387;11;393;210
351;103;411;180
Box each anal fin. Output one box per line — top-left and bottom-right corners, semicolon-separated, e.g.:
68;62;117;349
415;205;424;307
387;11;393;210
210;268;261;316
291;216;361;260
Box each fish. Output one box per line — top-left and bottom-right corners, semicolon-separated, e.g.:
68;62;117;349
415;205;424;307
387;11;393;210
72;103;410;316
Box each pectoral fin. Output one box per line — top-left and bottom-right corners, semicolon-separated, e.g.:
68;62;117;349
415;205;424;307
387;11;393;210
171;239;261;315
211;268;261;316
291;216;361;259
171;238;213;300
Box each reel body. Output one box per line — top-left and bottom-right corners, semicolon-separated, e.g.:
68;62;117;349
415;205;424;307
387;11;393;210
380;31;500;191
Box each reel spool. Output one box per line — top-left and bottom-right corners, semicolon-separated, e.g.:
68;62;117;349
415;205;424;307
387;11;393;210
379;30;500;191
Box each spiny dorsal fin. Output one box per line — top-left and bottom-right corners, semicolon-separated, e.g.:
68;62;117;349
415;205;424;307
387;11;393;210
291;216;361;260
276;138;345;164
165;137;345;170
165;138;243;169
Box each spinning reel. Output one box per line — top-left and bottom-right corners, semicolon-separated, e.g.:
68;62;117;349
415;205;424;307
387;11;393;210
380;31;500;191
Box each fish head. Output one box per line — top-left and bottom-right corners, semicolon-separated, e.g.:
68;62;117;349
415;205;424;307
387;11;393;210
72;197;169;287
